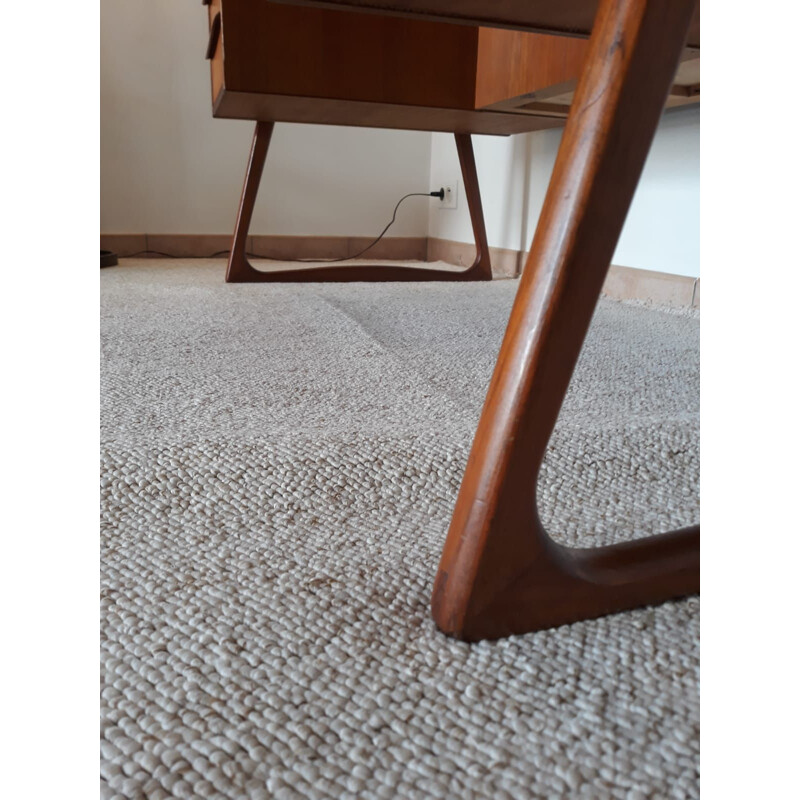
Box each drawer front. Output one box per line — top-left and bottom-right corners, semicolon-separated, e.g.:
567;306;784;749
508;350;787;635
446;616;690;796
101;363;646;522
216;0;480;111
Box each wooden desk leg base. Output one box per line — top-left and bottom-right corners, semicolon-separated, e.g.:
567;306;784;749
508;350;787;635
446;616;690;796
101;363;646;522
225;127;492;282
431;0;700;642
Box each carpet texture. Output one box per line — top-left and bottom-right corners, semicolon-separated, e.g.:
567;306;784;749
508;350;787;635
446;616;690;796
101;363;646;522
101;260;700;800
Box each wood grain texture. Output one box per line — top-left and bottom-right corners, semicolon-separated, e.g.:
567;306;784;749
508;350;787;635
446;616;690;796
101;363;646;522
212;88;568;135
454;133;492;280
219;0;479;110
225;124;493;282
430;0;700;641
225;121;274;283
210;2;696;130
209;1;591;134
480;45;700;117
272;0;700;48
475;30;588;109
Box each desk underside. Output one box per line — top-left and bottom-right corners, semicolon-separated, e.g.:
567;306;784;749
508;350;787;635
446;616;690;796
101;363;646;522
213;91;567;136
208;0;698;135
271;0;700;48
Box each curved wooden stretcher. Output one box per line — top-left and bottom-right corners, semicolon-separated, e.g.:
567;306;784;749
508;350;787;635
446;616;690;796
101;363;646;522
226;126;493;282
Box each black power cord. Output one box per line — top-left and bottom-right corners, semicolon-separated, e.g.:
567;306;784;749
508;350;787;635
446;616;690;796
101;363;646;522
126;189;445;262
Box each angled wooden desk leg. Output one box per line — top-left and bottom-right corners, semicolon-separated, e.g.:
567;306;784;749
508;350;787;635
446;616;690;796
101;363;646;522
432;0;700;642
226;126;492;282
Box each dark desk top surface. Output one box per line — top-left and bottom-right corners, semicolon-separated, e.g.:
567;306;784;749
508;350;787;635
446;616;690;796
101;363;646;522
274;0;700;48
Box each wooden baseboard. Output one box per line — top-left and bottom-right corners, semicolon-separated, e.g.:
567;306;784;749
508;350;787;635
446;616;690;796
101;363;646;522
426;239;698;304
426;238;522;279
100;234;428;262
100;233;698;306
601;263;699;309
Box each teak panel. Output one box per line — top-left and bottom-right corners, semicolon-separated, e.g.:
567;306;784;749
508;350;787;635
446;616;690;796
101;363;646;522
474;29;589;109
480;46;700;118
271;0;700;49
213;90;567;135
208;1;697;134
218;0;480;110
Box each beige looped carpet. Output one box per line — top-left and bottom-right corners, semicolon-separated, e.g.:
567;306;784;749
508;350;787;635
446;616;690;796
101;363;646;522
101;260;699;800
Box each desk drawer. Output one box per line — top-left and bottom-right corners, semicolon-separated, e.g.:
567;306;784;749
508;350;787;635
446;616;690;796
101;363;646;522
207;0;480;111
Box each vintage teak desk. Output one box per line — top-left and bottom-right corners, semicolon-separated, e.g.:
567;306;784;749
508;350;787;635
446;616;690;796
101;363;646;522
203;0;701;640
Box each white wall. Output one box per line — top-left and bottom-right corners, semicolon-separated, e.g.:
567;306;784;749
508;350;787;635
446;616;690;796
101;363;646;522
428;105;700;277
428;133;531;257
101;1;432;237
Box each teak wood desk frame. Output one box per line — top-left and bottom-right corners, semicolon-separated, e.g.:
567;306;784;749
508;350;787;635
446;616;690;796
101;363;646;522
227;126;494;282
208;0;700;640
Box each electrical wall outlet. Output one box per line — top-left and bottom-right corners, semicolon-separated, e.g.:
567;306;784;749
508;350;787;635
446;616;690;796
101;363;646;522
440;182;458;209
